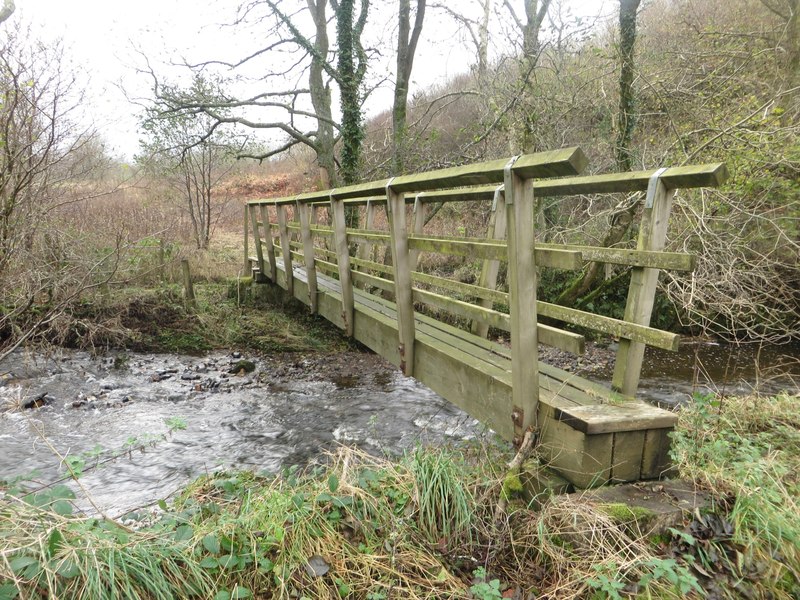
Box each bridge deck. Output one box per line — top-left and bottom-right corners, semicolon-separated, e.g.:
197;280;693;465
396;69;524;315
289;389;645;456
264;259;674;489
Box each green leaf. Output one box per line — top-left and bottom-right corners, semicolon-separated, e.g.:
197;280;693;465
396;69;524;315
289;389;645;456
55;560;80;579
10;556;37;575
328;474;339;493
231;586;251;599
157;499;168;511
217;555;239;569
200;556;219;569
51;499;73;516
203;534;221;554
292;494;304;509
47;530;65;557
213;591;230;600
0;583;19;600
173;524;194;541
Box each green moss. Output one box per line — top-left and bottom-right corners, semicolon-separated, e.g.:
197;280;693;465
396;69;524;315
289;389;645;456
230;360;256;374
599;502;655;524
501;469;524;501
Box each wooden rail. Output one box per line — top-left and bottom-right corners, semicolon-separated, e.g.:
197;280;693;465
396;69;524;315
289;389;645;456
243;148;728;488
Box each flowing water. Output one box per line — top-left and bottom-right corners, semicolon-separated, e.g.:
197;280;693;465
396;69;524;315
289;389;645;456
0;351;481;516
0;342;797;516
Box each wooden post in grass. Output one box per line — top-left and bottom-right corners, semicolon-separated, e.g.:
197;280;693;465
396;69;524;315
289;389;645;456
158;238;166;282
181;259;196;308
504;157;540;442
386;181;416;376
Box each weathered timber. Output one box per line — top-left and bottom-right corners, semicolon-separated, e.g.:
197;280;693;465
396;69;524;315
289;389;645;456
249;205;265;281
331;197;355;336
409;196;426;271
298;202;318;313
243;205;250;275
277;205;294;295
259;205;278;282
504;157;540;439
473;187;507;338
613;171;675;394
386;185;416;376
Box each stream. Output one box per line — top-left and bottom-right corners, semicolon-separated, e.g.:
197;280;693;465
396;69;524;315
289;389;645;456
0;342;797;516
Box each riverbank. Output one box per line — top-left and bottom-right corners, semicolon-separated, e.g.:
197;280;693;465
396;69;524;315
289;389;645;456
1;391;798;599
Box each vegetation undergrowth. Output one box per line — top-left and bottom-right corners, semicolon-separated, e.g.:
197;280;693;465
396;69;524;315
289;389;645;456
1;393;798;599
48;281;356;356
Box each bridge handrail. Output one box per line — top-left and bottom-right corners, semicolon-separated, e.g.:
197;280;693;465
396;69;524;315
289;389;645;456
245;162;727;208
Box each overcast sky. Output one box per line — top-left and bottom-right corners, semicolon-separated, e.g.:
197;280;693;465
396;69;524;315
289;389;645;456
15;0;610;160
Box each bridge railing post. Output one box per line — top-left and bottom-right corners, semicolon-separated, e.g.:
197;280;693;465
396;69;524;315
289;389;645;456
612;168;673;396
356;199;376;271
331;192;355;336
243;203;250;276
259;204;278;282
504;157;540;442
409;195;426;272
472;185;508;338
248;203;266;283
298;201;318;313
277;204;294;295
386;181;416;376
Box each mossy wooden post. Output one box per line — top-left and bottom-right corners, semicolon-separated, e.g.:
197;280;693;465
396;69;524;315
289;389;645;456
330;192;355;336
409;195;427;271
298;201;318;313
249;203;266;283
181;259;196;309
505;157;540;441
243;204;250;275
386;181;416;376
472;185;507;338
158;238;166;281
277;204;294;295
259;204;277;282
613;168;672;396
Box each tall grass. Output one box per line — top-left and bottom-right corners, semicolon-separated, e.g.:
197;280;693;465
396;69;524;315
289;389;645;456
2;393;798;599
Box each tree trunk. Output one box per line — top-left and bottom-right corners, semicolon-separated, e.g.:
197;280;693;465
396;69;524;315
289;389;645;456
308;0;338;188
556;0;642;308
0;0;14;24
392;0;426;175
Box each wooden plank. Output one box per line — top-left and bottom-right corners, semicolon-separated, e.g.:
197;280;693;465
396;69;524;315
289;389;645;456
473;186;507;338
408;236;582;270
259;205;278;282
386;184;416;376
505;157;540;439
539;244;695;271
298;202;318;313
553;402;677;435
610;430;646;482
640;428;674;479
248;204;265;280
331;197;355;337
537;301;679;351
277;205;294;295
531;163;729;196
613;171;675;395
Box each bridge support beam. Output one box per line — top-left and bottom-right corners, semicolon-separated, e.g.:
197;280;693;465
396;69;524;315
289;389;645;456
386;182;416;376
259;204;278;283
298;202;318;314
331;192;355;336
472;185;507;338
505;157;540;442
277;205;294;296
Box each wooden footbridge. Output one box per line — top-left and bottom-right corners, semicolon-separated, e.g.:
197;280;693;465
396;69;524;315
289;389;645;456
244;148;727;488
